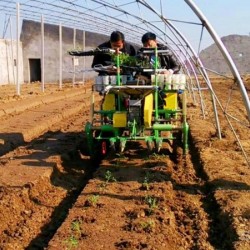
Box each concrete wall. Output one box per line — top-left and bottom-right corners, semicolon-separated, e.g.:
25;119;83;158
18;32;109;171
0;39;24;85
20;20;109;83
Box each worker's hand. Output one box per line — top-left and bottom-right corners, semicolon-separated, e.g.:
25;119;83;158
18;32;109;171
137;75;150;85
160;69;174;75
115;48;120;54
106;65;117;73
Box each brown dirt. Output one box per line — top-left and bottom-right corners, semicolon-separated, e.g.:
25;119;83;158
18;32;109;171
0;78;249;250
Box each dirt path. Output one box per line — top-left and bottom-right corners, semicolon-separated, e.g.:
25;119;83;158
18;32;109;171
0;80;249;250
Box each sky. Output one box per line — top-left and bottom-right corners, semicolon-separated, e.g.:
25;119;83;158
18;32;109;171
160;0;250;50
189;1;250;38
0;0;250;51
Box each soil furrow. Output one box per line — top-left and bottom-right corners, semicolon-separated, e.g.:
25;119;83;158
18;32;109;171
0;103;94;249
0;91;91;156
188;136;238;249
0;79;249;249
47;142;214;249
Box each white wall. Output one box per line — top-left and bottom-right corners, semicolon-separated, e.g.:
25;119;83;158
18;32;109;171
0;39;24;85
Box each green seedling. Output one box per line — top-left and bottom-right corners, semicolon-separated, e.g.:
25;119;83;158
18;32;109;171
111;53;138;67
64;235;79;250
142;179;150;191
142;172;151;191
71;220;81;235
104;170;117;183
145;195;158;215
140;219;155;232
87;194;100;206
64;219;83;249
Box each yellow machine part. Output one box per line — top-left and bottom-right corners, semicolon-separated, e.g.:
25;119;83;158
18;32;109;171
113;112;127;127
164;92;178;110
144;93;153;128
102;94;116;110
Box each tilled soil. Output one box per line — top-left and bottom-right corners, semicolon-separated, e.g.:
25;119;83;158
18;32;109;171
0;79;249;250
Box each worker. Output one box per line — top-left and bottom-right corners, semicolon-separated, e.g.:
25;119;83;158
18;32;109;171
136;32;180;84
91;31;136;75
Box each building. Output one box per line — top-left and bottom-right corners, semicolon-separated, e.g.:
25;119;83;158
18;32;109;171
20;19;110;83
0;39;23;85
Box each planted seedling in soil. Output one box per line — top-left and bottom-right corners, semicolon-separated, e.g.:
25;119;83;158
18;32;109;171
141;171;153;191
139;219;155;233
64;219;82;250
104;170;117;183
85;194;100;207
145;195;158;215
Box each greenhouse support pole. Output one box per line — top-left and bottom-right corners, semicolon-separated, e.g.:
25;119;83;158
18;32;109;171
16;2;20;95
59;23;62;89
72;28;76;86
82;30;86;84
10;17;16;84
41;15;45;92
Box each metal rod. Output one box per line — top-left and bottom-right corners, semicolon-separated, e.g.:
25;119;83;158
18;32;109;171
41;14;45;92
10;16;16;84
72;27;76;86
16;2;20;95
59;23;62;89
82;30;85;84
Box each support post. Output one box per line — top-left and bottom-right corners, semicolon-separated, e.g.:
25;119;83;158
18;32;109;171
82;30;86;84
41;15;45;92
72;28;76;86
16;2;20;95
59;23;62;89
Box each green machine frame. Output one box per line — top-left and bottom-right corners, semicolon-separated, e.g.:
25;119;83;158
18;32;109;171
84;48;189;158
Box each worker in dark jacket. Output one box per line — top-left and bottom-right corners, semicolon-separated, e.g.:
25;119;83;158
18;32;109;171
91;31;136;74
139;32;180;74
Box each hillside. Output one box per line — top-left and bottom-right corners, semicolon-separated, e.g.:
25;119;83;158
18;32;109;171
199;34;250;74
